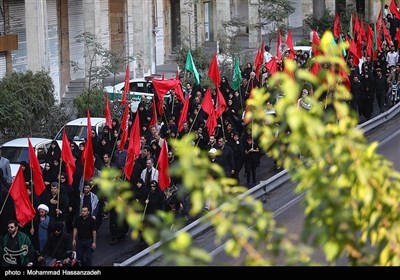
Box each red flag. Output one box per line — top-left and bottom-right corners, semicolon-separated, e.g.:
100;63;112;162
174;84;185;103
178;96;190;132
28;138;45;196
206;109;218;137
208;53;220;86
121;65;130;105
312;30;320;56
105;93;112;128
395;29;400;47
149;97;158;128
382;23;394;46
119;104;130;150
286;31;295;60
82;111;94;180
201;88;214;115
254;41;264;77
61;129;76;185
353;13;360;35
157;140;170;191
124;112;141;180
390;0;400;19
10;167;36;226
276;31;282;61
152;79;180;114
265;58;278;75
215;88;227;118
359;19;366;41
333;13;341;38
310;62;321;75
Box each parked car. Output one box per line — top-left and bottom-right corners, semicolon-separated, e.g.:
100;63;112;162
103;76;171;115
54;117;106;148
0;137;53;178
293;46;312;58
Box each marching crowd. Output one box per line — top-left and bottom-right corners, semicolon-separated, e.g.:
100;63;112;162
3;8;400;266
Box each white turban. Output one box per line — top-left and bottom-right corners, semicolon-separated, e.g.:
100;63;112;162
37;204;49;213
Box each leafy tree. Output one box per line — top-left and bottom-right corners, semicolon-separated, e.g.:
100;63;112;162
304;9;335;34
96;31;400;266
73;88;107;118
71;32;133;113
259;0;295;45
0;70;67;141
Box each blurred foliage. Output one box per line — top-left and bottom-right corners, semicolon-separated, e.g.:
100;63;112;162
0;70;68;141
97;31;400;266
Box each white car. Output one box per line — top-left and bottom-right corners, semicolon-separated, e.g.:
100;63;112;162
54;117;106;148
293;46;312;58
0;137;53;178
104;77;173;114
104;78;156;113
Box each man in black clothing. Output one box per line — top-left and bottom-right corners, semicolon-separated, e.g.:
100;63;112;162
216;137;235;178
374;68;389;113
38;221;73;266
72;206;96;266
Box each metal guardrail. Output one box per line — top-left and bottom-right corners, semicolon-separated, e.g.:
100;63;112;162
116;102;400;266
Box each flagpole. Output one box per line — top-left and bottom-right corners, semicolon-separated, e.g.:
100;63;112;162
153;97;158;126
188;111;200;135
220;116;226;140
56;158;63;217
30;167;34;232
141;194;150;221
110;123;123;162
0;190;11;215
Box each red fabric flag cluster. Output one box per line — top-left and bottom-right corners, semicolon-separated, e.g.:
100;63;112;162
10;167;36;226
286;31;296;60
201;88;217;136
254;41;264;77
124;112;141;180
390;0;400;19
312;30;320;56
28;138;45;196
333;13;341;38
152;79;183;114
82;111;94;180
104;93;113;128
208;54;227;115
178;96;190;132
119;104;130;150
61;129;76;185
276;31;282;61
208;54;221;86
121;65;130;105
157;140;170;191
149;97;158;128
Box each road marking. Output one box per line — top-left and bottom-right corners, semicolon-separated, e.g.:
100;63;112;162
378;128;400;147
210;192;306;257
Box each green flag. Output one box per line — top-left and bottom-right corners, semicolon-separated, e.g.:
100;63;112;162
185;50;200;84
232;57;242;91
339;34;347;57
